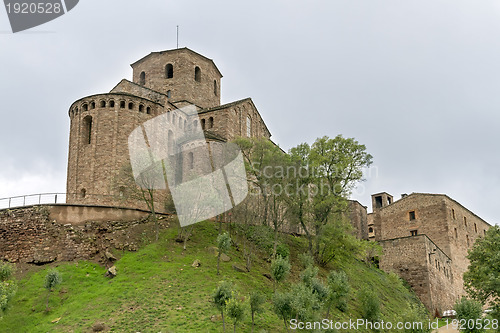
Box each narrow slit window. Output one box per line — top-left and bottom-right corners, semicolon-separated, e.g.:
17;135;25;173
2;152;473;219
188;152;194;169
166;64;173;78
140;71;146;86
82;116;93;145
246;116;251;137
195;66;201;82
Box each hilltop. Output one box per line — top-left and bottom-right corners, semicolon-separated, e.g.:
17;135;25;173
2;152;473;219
1;219;428;332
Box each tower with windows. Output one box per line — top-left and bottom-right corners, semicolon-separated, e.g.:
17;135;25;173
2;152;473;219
66;47;271;208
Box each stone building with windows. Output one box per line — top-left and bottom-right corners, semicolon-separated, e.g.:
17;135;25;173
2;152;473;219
66;48;271;209
366;192;491;315
64;46;491;315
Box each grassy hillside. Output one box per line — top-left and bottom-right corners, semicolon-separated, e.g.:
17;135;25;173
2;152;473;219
1;220;428;332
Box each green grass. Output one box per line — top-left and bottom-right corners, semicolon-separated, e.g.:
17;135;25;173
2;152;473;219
1;220;428;332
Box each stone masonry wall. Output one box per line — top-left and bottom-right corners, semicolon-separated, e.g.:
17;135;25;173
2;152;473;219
380;235;456;314
0;206;169;264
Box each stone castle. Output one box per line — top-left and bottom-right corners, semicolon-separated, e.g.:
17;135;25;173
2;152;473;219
1;48;492;316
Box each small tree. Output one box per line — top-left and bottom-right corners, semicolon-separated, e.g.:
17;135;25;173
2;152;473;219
454;297;485;333
217;232;232;275
226;297;245;333
249;291;265;333
212;281;233;332
271;255;291;292
359;287;380;323
326;270;350;316
0;262;17;317
44;269;62;312
464;225;500;322
273;291;294;332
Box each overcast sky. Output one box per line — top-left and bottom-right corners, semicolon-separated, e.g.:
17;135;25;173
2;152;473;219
1;0;499;224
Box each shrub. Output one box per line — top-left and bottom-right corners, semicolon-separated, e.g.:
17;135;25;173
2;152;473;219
400;303;431;333
0;262;14;282
454;297;485;333
270;255;291;292
359;287;380;322
44;269;62;312
326;270;350;315
226;297;245;333
249;291;266;333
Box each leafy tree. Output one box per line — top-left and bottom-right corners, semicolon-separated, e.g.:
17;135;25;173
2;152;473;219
249;291;265;333
226;296;245;333
233;137;292;256
288;135;372;264
464;226;500;321
359;287;380;323
291;282;323;323
44;269;62;312
217;232;231;275
326;270;350;316
273;291;294;332
271;255;291;292
0;262;17;317
454;297;485;333
212;281;233;332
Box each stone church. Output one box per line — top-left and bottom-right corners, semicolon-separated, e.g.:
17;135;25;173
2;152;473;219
66;47;270;209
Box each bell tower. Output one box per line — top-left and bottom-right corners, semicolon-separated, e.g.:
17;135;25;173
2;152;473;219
130;48;222;109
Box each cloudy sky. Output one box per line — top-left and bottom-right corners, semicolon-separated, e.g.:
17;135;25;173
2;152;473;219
1;0;499;224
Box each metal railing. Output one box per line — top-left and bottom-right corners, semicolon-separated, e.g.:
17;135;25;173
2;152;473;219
0;193;67;210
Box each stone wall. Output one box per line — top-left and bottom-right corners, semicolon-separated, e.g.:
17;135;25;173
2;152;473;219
348;200;368;240
0;205;169;264
131;48;222;109
373;192;491;314
380;235;456;314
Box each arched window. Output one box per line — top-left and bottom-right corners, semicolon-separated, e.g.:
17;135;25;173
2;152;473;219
208;117;214;129
368;227;374;233
82;115;93;144
246;116;251;137
188;152;194;169
139;71;146;86
139;104;144;112
167;130;174;154
165;64;173;79
109;100;115;107
128;102;134;110
167;90;171;98
120;101;125;108
100;100;106;108
82;103;88;111
146;106;151;115
90;101;95;109
201;118;206;130
194;66;201;82
214;80;217;96
80;189;86;198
